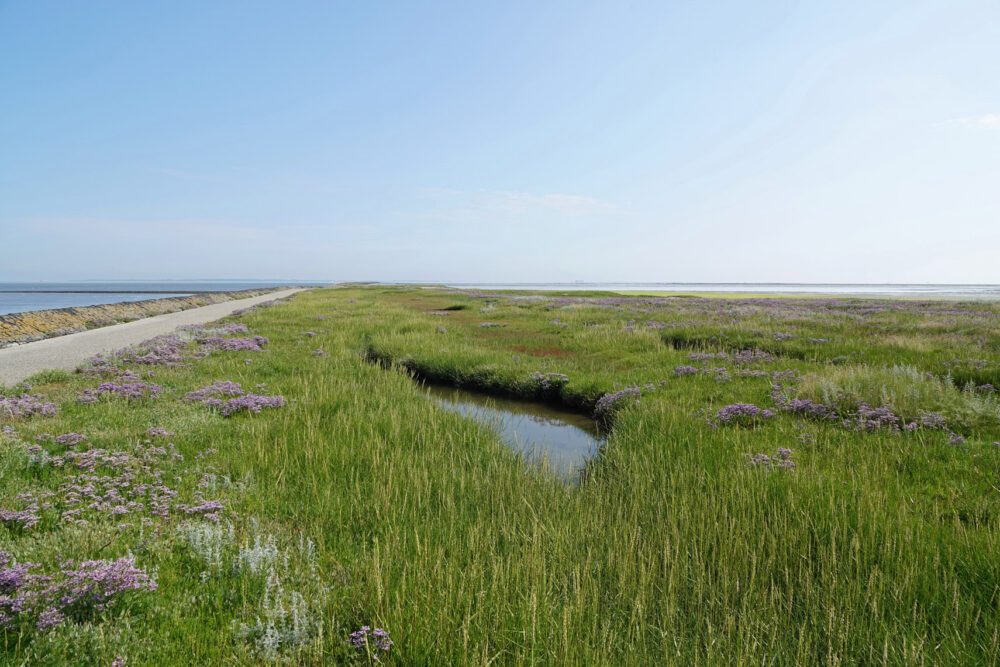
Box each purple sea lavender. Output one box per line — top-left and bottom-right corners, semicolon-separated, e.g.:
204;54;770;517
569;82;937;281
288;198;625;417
0;505;41;530
850;403;900;432
198;335;269;352
1;553;155;632
184;381;245;403
673;365;700;376
531;371;569;391
595;386;641;417
77;382;163;404
731;349;775;365
349;626;394;658
709;403;776;427
0;393;58;419
51;433;88;447
748;447;795;470
203;394;286;417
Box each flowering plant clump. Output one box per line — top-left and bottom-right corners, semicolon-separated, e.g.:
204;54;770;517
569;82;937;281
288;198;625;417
674;365;701;376
847;403;901;431
115;334;187;366
772;382;956;435
530;371;569;392
77;381;163;404
708;403;776;427
731;349;776;365
311;349;326;356
0;552;156;632
1;505;41;530
206;394;286;417
747;447;795;470
12;437;225;527
689;352;728;362
185;381;285;417
33;432;90;448
0;393;58;419
180;322;249;336
184;381;245;403
197;335;269;352
349;626;394;659
595;386;641;418
946;432;967;447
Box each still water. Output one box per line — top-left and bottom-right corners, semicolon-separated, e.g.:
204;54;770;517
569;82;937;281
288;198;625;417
426;384;603;478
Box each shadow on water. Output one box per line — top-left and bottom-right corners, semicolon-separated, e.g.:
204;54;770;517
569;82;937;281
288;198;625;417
424;383;604;480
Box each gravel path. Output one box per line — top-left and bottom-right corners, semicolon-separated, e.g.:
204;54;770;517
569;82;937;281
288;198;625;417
0;288;308;387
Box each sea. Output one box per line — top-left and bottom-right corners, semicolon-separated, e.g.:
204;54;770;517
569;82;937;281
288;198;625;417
0;281;324;316
2;281;999;317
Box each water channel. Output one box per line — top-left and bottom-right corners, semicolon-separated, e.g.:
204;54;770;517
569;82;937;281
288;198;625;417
425;383;604;478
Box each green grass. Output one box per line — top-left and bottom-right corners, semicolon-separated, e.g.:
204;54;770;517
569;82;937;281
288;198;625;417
2;286;1000;664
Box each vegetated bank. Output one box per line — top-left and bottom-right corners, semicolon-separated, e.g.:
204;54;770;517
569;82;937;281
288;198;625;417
1;286;1000;664
0;288;286;347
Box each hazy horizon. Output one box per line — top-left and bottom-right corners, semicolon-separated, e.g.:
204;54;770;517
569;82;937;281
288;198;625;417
2;1;998;283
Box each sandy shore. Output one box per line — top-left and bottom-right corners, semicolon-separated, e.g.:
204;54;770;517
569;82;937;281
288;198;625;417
0;288;308;387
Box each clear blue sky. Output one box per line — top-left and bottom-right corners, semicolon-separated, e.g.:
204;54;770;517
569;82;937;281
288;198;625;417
2;1;998;283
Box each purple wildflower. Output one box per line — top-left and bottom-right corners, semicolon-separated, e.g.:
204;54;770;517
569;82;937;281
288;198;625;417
709;403;776;427
53;433;88;447
77;382;163;404
0;393;58;419
203;394;286;417
748;447;795;470
349;626;394;658
184;381;244;403
595;386;641;417
0;552;155;632
198;335;269;352
531;371;569;391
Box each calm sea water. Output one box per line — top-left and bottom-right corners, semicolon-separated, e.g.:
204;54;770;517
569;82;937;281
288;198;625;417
0;281;323;316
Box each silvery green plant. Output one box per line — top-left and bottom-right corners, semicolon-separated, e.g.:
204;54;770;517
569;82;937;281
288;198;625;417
178;521;235;575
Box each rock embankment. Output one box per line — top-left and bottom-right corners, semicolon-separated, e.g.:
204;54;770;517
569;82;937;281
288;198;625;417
0;289;278;347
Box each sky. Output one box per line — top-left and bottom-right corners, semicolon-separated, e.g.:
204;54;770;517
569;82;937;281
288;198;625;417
1;1;998;284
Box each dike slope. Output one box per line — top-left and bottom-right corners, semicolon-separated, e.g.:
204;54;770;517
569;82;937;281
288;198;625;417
0;288;308;387
0;289;281;347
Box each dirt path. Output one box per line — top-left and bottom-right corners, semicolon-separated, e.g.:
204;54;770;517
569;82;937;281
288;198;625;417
0;288;308;387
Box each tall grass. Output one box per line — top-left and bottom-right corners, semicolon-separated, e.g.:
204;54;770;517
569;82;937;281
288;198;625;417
2;287;999;664
797;364;1000;430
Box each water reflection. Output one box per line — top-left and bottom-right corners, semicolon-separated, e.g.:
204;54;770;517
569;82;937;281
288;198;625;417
425;383;603;478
